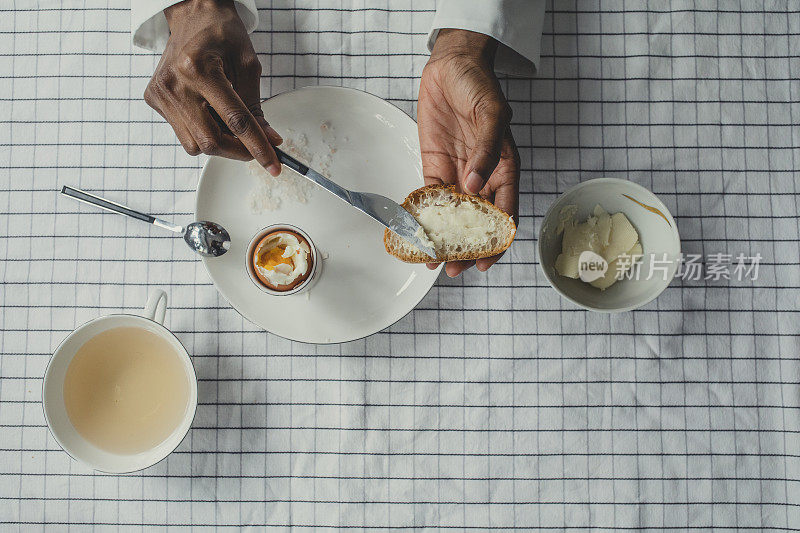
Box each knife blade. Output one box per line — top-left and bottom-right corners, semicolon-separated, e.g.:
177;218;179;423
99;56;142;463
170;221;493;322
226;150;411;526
274;147;437;260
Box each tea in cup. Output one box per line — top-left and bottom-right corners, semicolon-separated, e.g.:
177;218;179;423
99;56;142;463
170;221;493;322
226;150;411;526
42;289;197;473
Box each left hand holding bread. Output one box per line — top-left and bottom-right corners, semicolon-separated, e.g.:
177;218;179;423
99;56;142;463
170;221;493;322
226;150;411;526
417;28;520;276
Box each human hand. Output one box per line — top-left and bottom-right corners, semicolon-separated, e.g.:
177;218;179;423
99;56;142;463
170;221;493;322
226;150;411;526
418;29;520;277
144;0;283;175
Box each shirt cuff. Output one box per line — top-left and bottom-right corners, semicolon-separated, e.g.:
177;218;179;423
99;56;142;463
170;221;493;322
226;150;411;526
131;0;259;52
428;0;546;76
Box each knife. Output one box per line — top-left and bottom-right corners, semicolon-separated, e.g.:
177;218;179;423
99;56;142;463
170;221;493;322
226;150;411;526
274;147;437;260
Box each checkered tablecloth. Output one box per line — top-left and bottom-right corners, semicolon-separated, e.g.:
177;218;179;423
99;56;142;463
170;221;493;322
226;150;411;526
2;0;799;530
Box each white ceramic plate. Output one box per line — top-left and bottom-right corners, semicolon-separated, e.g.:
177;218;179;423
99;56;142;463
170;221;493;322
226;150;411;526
196;86;441;343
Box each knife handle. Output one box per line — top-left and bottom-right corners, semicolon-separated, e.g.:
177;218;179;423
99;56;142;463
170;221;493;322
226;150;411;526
275;148;309;175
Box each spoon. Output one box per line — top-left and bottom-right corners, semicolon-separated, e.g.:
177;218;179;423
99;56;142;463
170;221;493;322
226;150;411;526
60;186;231;257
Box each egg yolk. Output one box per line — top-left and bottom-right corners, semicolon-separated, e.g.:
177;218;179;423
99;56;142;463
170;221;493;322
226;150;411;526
257;245;294;271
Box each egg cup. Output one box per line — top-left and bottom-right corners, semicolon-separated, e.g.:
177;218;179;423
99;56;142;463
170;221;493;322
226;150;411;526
246;224;321;296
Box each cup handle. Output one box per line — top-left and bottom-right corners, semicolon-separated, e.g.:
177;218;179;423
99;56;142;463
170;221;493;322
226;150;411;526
143;289;168;324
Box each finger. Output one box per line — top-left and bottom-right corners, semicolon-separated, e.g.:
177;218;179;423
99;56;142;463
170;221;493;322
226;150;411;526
422;165;446;188
201;69;281;175
476;132;519;273
254;115;283;146
229;52;285;147
206;104;275;158
489;131;520;220
426;262;440;270
463;100;511;195
476;253;504;272
422;160;446;186
151;99;202;156
418;123;457;187
491;180;518;220
474;187;510;272
144;82;202;156
179;100;252;161
445;260;475;277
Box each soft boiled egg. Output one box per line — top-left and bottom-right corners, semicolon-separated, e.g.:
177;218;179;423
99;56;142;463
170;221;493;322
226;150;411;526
251;230;313;291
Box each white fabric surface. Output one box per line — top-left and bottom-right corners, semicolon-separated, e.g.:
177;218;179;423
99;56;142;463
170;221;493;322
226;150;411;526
2;0;800;530
131;0;545;75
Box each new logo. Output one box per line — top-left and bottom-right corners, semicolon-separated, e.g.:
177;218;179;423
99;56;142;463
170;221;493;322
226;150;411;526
578;250;608;283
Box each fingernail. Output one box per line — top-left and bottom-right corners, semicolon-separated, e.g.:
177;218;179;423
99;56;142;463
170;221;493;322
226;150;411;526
426;263;439;270
266;126;283;144
266;163;282;176
464;171;484;195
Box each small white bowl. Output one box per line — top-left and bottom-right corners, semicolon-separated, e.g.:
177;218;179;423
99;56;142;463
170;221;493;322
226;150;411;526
246;224;321;296
538;178;681;312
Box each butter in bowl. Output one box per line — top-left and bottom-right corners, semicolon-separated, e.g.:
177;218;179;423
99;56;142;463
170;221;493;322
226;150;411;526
538;178;681;312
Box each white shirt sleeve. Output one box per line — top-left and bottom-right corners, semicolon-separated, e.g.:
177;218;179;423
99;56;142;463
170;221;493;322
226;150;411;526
429;0;546;76
131;0;259;52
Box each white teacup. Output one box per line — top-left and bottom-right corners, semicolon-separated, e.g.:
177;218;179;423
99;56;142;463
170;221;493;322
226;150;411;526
42;289;197;473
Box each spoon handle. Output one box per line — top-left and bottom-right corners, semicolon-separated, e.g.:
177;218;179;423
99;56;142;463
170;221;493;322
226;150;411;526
60;186;184;234
61;186;156;223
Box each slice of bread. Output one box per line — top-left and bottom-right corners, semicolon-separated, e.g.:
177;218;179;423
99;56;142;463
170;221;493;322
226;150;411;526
384;185;517;263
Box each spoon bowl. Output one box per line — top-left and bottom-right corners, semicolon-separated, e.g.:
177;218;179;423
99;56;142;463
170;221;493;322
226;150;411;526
184;221;231;257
